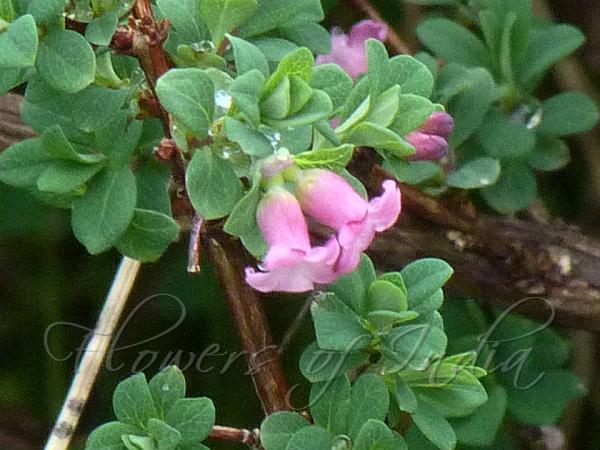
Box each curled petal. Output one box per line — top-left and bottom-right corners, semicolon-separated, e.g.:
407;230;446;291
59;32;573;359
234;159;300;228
348;20;388;46
368;180;402;231
245;266;315;293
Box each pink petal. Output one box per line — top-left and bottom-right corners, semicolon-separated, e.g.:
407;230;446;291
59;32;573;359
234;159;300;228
295;169;368;230
245;267;315;293
257;187;311;250
348;20;388;46
367;180;402;231
262;246;307;270
305;236;341;283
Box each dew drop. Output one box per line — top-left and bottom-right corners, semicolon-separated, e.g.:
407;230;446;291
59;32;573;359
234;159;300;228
510;101;543;130
214;90;233;111
161;384;170;392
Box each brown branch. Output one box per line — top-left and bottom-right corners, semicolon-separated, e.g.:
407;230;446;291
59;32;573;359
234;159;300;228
210;425;260;446
206;233;292;414
3;94;600;330
345;0;413;54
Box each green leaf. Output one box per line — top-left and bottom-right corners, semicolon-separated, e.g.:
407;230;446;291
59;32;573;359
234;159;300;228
411;404;457;450
185;149;243;220
0;14;38;69
417;18;490;68
0;0;15;21
27;0;66;27
224;117;273;156
367;86;401;129
260;412;309;450
506;370;585;425
328;254;376;312
384;159;441;185
310;64;354;112
527;135;570;171
481;162;537;213
286;426;335;450
310;375;351;435
385;55;434;97
451;383;507;447
261;77;291;120
264;89;332;128
224;177;261;237
366;38;389;102
156;68;214;138
97;114;144;169
364;280;408;314
390;94;436;137
147;419;181;450
382;324;448;370
116;209;180;262
477;110;536;158
165;398;215;442
156;0;209;51
347;374;390;440
238;0;324;37
36;30;97;94
0;68;26;96
37;160;103;193
353;420;395;450
86;421;139;450
230;69;265;127
537;92;599;137
42;125;106;164
0;138;53;188
71;86;129;133
293;145;353;171
72;166;137;254
113;373;158;429
410;365;488;418
85;11;118;46
299;342;369;383
519;24;584;89
446;158;501;189
446;67;496;148
395;377;418;413
344;123;414;157
264;47;314;96
199;0;257;46
401;258;453;314
149;366;186;419
135;163;172;216
279;22;331;55
228;35;269;77
312;293;371;352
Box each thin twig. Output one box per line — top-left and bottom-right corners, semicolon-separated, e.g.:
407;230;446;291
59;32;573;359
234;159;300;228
278;294;314;355
44;257;142;450
187;213;204;273
345;0;413;54
210;425;260;446
207;235;292;414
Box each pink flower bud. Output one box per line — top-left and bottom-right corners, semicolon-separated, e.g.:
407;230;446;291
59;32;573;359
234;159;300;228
406;132;449;161
419;112;454;137
245;187;340;293
295;170;401;274
316;20;388;80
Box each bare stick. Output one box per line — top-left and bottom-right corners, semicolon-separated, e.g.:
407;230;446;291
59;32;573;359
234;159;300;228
44;257;142;450
210;425;260;446
187;213;204;273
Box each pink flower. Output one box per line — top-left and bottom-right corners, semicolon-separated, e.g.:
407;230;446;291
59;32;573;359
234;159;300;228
295;170;401;274
406;112;454;161
406;132;449;161
316;20;388;79
245;187;340;293
419;112;454;137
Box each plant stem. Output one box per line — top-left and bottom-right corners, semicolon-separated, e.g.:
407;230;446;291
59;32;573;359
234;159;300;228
208;235;292;414
210;425;260;446
43;257;142;450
